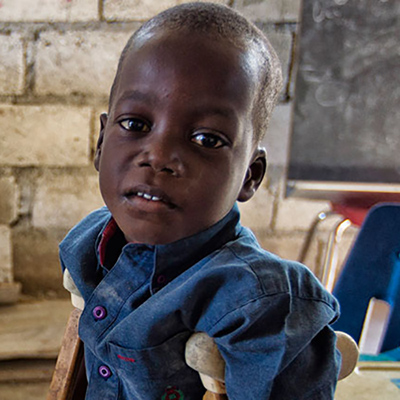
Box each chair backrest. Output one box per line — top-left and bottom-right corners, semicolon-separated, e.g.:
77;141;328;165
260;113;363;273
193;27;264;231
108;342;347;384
332;203;400;353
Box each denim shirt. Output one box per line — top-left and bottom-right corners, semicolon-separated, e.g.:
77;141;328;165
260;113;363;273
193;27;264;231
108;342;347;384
59;204;340;400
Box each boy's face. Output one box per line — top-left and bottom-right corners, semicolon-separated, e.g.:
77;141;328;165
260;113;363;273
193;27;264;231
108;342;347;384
95;31;266;244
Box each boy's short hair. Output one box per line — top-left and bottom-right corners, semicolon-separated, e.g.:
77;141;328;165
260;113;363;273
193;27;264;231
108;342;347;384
110;2;283;142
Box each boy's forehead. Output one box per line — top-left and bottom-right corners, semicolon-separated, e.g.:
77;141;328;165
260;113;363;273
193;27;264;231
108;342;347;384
124;29;257;79
115;30;259;107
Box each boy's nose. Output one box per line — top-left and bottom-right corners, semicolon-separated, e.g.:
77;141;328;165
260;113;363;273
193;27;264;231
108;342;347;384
135;137;184;177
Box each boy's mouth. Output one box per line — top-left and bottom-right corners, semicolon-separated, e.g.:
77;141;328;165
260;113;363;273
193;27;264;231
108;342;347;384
135;191;161;202
124;188;177;209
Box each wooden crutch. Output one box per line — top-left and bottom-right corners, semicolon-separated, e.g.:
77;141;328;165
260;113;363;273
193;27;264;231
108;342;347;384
47;270;86;400
185;332;227;399
185;331;359;399
47;307;84;400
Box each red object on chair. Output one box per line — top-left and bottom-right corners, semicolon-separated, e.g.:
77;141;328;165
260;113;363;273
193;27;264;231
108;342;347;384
330;203;370;227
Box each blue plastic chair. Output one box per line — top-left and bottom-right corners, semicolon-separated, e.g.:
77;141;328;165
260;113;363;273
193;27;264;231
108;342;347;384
332;203;400;353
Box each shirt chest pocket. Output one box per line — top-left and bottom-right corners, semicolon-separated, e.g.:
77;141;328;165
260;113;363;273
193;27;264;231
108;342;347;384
109;331;194;387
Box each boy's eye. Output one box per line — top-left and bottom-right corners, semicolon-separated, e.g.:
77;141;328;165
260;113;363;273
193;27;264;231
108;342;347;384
119;118;150;133
191;132;227;149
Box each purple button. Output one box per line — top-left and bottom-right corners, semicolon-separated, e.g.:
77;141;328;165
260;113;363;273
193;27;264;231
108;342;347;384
98;365;112;379
157;275;166;284
93;306;107;321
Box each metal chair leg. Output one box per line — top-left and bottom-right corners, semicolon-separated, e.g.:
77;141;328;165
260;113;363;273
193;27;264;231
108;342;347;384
321;218;352;292
298;210;336;264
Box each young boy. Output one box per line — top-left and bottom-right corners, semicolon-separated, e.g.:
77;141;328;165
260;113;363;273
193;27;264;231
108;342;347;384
60;2;340;399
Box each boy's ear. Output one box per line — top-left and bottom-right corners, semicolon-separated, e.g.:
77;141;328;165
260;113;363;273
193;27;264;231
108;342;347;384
237;147;267;202
94;113;108;172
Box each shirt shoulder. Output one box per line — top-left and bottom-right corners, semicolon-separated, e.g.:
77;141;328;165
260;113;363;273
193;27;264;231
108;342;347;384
220;227;336;306
199;227;339;329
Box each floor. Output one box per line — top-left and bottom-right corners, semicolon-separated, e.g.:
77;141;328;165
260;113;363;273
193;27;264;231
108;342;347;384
0;299;72;400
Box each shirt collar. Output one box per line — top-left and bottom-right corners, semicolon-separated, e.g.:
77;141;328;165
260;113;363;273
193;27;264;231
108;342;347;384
97;204;242;291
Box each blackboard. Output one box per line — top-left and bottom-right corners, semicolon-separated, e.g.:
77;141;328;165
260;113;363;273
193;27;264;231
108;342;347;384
287;0;400;192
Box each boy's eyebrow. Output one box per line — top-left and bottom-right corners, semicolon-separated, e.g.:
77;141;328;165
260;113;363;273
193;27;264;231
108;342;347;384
193;105;237;121
114;90;157;107
114;90;238;121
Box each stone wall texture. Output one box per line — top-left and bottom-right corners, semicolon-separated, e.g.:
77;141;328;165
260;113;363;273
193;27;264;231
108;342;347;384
0;0;355;298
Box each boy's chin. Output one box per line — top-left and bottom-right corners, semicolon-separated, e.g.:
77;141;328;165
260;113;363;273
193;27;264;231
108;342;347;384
117;209;227;245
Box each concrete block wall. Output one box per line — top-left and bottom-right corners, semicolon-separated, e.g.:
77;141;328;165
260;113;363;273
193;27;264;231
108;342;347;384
0;0;356;298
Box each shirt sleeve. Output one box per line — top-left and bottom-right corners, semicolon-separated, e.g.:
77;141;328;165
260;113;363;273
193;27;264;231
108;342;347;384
208;293;340;400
